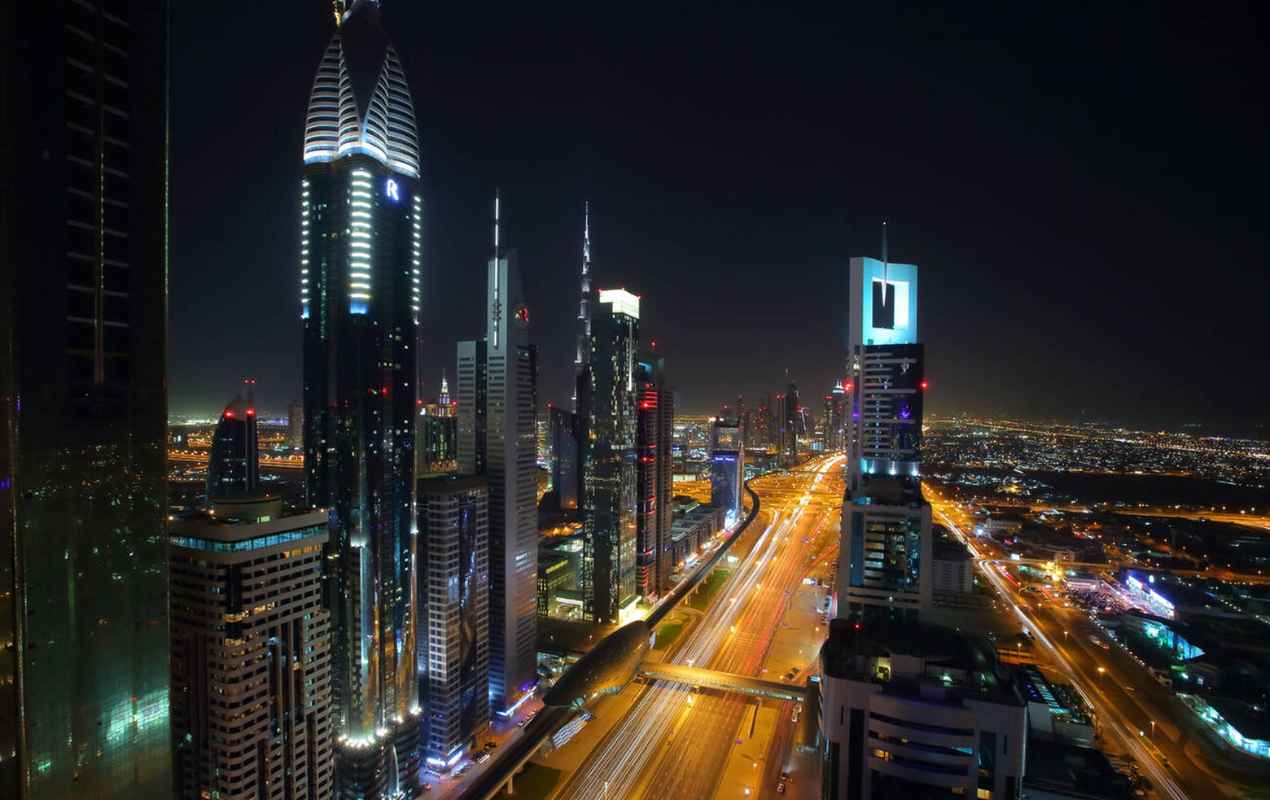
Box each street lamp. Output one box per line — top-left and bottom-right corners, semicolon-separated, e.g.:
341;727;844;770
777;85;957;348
1150;720;1156;740
1097;666;1106;683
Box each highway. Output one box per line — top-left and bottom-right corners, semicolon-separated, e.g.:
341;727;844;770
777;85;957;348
553;455;844;800
926;488;1253;800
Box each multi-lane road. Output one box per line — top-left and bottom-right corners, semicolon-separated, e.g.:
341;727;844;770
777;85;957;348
551;456;843;800
927;487;1264;800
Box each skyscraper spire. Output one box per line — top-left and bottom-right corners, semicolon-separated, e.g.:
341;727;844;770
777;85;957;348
573;200;593;411
439;369;450;406
493;187;502;258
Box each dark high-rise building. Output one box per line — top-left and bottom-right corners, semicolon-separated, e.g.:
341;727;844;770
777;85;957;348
782;379;800;465
456;339;488;477
299;1;422;793
838;255;931;619
549;405;582;512
288;400;305;449
417;476;489;770
635;354;674;599
582;290;641;624
1;3;172;797
207;381;260;501
170;497;333;800
754;394;773;451
482;196;538;715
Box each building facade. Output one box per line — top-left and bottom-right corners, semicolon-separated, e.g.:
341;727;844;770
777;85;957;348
170;500;333;800
549;406;582;512
417;476;489;770
838;256;932;619
1;2;172;797
582;290;641;624
299;2;423;793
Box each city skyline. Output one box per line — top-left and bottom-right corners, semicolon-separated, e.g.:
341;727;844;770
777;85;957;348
167;3;1269;430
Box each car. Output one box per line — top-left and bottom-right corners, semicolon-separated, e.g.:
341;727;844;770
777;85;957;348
475;752;491;765
776;781;786;794
780;772;790;782
791;708;801;723
790;666;800;676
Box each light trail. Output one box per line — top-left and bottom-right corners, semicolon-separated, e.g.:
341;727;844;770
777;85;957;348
557;455;844;800
936;508;1189;800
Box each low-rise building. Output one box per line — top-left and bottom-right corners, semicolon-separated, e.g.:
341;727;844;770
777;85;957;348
818;617;1027;800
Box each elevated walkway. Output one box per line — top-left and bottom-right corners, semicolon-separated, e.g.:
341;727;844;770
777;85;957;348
639;662;807;702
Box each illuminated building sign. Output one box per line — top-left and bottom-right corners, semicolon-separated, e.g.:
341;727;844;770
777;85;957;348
385;178;399;202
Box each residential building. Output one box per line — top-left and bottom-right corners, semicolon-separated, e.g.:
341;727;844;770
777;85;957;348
818;617;1027;800
170;498;333;800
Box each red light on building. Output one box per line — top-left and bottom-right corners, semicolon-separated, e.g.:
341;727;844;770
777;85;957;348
246;408;256;417
224;410;234;419
919;380;929;391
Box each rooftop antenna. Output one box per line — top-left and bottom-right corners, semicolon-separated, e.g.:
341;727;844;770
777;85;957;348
493;187;501;258
880;218;890;307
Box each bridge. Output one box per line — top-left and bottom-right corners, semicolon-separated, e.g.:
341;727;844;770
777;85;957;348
638;662;807;702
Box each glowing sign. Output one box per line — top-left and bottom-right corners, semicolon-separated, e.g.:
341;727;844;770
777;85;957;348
385;178;399;202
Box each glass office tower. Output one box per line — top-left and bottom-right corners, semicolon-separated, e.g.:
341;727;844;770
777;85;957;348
1;2;172;798
300;1;423;795
206;382;260;501
582;290;641;624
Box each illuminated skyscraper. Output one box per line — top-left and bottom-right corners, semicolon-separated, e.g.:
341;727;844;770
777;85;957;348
1;3;172;797
481;195;539;715
299;1;422;794
573;202;593;413
838;249;931;620
207;380;260;501
417;476;489;770
582;290;641;624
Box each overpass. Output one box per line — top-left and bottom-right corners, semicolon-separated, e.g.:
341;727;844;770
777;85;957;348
457;481;762;800
638;662;807;702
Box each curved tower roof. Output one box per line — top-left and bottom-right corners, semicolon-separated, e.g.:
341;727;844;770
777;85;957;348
304;0;420;178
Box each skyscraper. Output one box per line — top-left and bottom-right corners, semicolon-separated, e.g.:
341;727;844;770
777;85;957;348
710;420;744;523
572;202;592;413
456;339;489;478
635;354;674;599
837;253;931;620
207;381;260;501
549;405;582;512
299;1;422;793
289;400;306;449
782;378;800;465
1;3;171;797
170;496;334;800
417;476;489;770
482;194;538;715
582;289;641;624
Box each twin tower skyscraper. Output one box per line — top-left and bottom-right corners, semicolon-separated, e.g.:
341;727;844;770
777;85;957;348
297;2;535;796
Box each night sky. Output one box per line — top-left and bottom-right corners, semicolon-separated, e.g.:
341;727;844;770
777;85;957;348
170;3;1268;430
